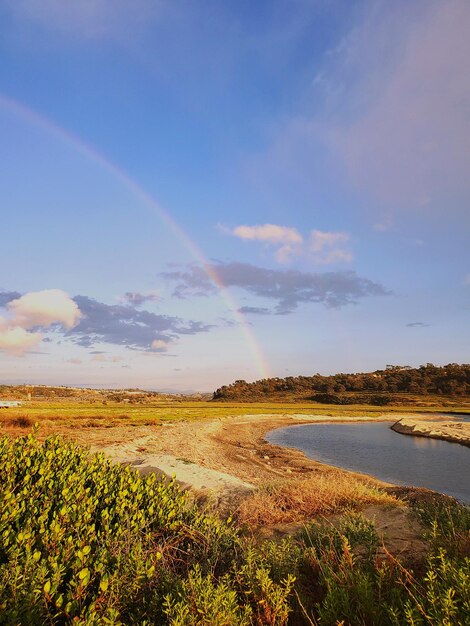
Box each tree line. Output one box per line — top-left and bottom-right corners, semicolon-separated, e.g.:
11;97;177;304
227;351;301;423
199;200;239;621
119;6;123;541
212;363;470;403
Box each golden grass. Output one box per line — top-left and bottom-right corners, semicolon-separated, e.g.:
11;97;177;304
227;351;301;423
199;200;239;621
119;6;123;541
237;474;399;527
1;397;467;429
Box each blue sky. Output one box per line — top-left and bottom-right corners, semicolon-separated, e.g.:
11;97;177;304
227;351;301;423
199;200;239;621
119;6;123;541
0;0;469;392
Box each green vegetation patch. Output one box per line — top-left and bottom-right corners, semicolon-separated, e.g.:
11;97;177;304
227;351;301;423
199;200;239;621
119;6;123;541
1;432;469;625
0;432;292;625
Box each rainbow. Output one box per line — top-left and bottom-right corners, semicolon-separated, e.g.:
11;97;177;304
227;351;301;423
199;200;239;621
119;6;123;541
0;93;271;380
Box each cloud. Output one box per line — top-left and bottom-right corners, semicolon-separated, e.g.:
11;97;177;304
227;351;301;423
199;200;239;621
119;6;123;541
0;291;21;307
238;306;271;316
323;0;470;213
0;290;211;354
465;274;470;286
91;354;125;363
6;0;164;41
228;223;302;263
249;1;470;228
151;339;170;352
309;230;352;264
232;224;302;244
227;223;352;264
406;322;429;328
122;291;160;307
0;325;42;356
8;289;82;330
67;358;83;365
161;262;389;314
0;289;81;356
67;295;210;350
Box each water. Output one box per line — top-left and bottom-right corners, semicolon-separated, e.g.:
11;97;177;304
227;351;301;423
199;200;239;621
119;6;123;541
266;422;470;502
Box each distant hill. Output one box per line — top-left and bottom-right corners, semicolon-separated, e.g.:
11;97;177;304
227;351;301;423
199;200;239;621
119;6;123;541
212;363;470;404
0;384;209;403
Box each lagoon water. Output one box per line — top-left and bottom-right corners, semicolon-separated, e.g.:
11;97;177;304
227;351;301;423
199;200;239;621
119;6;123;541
266;422;470;502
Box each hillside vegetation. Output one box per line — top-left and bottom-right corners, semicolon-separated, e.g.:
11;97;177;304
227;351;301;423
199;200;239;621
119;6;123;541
1;432;469;625
213;363;470;404
0;385;209;403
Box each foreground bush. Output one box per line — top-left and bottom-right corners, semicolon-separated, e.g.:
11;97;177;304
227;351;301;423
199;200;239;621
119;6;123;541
0;432;468;625
299;509;470;625
0;432;235;623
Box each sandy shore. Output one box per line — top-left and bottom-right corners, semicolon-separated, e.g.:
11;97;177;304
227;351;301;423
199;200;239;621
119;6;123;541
392;417;470;447
83;414;399;498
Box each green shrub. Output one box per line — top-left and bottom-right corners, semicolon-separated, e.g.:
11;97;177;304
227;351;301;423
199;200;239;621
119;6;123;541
1;432;469;626
0;432;239;624
413;500;470;557
163;565;252;626
299;510;470;626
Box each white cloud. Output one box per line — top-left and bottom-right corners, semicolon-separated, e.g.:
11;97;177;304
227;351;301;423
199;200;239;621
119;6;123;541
151;339;170;351
228;223;352;265
232;224;303;245
0;289;82;356
8;289;82;330
0;323;42;356
230;223;303;263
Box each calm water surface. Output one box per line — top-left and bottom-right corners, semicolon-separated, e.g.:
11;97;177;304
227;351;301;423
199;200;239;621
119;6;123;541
266;422;470;502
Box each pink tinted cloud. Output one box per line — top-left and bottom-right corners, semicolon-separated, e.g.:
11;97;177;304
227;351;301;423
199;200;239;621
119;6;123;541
327;0;470;211
0;289;82;356
8;289;82;330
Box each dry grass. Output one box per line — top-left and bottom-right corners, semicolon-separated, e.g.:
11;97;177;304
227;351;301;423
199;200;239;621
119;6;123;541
2;415;33;428
237;473;399;527
1;398;467;430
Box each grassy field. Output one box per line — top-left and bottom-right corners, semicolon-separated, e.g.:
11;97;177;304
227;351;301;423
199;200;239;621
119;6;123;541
1;396;469;430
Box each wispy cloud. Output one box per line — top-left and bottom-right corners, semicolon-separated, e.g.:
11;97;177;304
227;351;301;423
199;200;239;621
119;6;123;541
161;261;389;314
230;223;302;263
91;354;125;363
121;291;160;307
238;306;271;316
226;223;352;265
250;1;470;227
6;0;164;41
406;322;429;328
309;230;352;264
323;0;470;214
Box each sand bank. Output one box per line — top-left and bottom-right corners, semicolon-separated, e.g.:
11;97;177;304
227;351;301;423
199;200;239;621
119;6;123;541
392;417;470;447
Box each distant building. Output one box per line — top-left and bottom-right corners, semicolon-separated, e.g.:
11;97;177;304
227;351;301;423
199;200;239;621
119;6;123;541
0;401;22;408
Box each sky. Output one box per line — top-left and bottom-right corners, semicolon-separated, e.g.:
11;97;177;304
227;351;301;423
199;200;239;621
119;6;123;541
0;0;469;392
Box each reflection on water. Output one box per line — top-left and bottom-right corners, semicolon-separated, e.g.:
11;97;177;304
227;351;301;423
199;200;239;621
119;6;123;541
413;436;439;448
266;422;470;502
